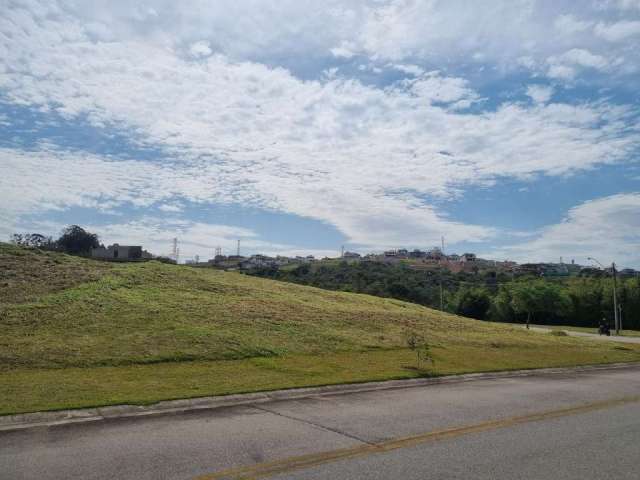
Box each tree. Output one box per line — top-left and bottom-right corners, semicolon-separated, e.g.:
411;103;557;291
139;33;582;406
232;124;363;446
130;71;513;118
56;225;99;255
10;233;55;249
405;331;433;369
510;281;570;328
452;287;492;320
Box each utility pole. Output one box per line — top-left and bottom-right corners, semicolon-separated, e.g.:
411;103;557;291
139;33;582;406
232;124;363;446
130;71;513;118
341;245;345;258
440;236;446;310
613;262;619;335
588;257;620;334
619;304;623;332
172;238;179;263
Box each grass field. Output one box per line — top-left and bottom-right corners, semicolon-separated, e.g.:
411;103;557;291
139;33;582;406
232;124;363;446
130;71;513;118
2;242;639;415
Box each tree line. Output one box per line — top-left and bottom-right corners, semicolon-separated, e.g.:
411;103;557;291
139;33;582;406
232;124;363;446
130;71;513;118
10;225;99;255
248;261;640;330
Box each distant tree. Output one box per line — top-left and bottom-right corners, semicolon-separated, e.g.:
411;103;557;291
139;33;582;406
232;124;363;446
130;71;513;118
565;278;604;327
10;233;55;249
510;281;570;328
9;233;23;245
56;225;99;255
452;287;492;320
489;286;515;323
510;283;537;329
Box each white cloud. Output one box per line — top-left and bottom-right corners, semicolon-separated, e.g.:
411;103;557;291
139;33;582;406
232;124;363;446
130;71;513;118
526;84;554;104
330;42;357;59
189;41;213;58
546;48;609;79
1;1;640;253
406;72;480;107
554;15;593;35
546;64;577;81
1;14;639;249
391;64;425;76
349;1;639;82
595;20;640;42
4;1;637;83
609;0;640;11
157;203;184;213
562;49;610;69
491;194;640;268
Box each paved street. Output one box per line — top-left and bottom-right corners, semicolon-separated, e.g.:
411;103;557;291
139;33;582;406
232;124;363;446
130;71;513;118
2;364;639;480
528;325;640;344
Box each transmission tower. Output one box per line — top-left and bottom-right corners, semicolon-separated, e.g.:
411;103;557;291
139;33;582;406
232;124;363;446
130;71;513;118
171;237;180;263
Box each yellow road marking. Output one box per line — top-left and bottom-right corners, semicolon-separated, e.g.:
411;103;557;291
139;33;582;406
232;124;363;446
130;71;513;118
195;395;640;480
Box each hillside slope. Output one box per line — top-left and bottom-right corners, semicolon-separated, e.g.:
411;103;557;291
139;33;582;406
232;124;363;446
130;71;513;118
1;243;639;414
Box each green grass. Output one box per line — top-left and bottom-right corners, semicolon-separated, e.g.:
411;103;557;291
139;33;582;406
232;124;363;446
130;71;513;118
2;243;639;415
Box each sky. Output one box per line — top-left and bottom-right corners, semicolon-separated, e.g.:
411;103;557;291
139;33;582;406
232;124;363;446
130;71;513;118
1;0;639;266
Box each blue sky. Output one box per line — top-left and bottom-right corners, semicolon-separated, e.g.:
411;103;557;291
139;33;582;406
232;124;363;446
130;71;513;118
1;0;639;266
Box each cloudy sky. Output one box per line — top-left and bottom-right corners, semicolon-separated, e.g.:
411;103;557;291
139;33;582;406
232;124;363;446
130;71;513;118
1;0;639;266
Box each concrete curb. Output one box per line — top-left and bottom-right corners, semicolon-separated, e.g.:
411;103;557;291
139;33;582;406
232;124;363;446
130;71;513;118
2;362;638;432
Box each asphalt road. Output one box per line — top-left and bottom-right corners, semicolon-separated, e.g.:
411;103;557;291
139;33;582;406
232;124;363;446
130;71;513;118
2;365;639;480
528;325;640;344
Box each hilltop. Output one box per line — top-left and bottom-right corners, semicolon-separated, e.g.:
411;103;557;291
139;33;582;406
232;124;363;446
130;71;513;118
1;242;639;414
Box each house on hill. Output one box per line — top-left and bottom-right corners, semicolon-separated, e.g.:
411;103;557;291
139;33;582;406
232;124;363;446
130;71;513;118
91;244;152;261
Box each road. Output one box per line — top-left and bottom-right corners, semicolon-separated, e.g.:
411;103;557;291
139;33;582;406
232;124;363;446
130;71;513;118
528;325;640;344
2;364;639;480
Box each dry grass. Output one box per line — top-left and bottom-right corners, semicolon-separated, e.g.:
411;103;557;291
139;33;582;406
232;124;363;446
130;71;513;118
0;243;112;304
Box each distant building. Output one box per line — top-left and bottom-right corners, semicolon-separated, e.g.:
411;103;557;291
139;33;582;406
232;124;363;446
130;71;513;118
461;253;477;262
426;247;444;260
619;268;638;277
516;263;569;277
343;251;361;259
91;244;151;261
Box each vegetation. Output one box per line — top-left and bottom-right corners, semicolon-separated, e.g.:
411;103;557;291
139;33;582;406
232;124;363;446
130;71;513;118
1;243;639;415
249;261;640;330
10;225;99;255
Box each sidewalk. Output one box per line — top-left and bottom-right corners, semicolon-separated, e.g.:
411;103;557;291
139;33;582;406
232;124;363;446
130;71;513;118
527;326;640;344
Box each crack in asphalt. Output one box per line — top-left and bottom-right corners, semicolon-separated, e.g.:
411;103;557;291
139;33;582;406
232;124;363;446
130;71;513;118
249;403;376;446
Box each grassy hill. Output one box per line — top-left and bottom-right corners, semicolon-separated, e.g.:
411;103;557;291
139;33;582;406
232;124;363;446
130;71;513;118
1;242;639;414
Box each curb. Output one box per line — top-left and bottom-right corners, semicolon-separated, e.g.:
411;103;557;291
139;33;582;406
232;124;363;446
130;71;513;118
1;362;638;432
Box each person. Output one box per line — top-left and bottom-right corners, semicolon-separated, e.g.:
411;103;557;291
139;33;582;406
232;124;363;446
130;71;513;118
599;318;610;336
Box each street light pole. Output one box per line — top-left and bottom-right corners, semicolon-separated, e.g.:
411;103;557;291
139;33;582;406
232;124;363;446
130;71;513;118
612;262;619;335
588;257;619;335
